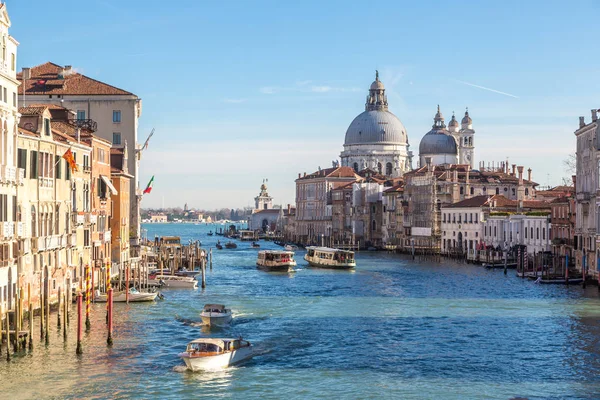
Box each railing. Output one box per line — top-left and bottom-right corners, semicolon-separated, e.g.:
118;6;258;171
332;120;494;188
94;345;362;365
87;214;97;224
15;222;23;237
100;230;111;243
2;221;14;238
68;118;98;132
38;177;54;188
576;192;591;201
36;234;67;251
17;168;25;185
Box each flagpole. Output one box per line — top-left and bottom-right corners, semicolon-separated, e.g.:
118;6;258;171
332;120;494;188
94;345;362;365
48;151;65;177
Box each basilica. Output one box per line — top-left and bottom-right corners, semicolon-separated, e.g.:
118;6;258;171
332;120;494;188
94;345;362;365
340;72;476;176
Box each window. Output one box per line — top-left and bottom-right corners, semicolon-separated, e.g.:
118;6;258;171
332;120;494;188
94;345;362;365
17;149;27;174
98;177;107;199
65;159;71;180
377;162;382;175
530;227;533;239
543;228;546;240
12;92;15;107
97;148;105;163
353;162;358;172
112;133;121;145
113;110;121;123
29;150;38;179
3;87;6;103
55;155;61;179
460;186;464;195
386;162;393;176
44;119;50;136
536;228;539;239
77;110;86;120
495;188;500;195
470;187;474;195
10;53;15;71
84;229;90;247
83;155;90;170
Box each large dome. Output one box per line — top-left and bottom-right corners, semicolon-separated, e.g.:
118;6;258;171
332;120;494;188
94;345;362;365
344;110;407;145
419;131;457;154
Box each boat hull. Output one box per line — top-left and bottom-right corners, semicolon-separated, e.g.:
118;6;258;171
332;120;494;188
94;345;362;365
179;347;253;371
200;313;233;327
148;277;198;289
304;255;355;269
256;260;296;272
538;278;583;285
94;292;158;302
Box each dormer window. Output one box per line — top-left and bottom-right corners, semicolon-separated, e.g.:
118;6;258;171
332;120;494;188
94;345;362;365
44;118;50;136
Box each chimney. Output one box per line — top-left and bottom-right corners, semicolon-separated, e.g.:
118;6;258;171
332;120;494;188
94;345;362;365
303;172;306;177
527;168;532;182
76;128;81;143
65;65;72;72
511;164;516;176
579;116;585;128
298;173;301;179
287;204;291;214
517;166;524;185
592;109;598;122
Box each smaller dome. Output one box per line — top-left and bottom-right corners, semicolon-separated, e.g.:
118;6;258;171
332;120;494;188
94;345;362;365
462;110;472;125
434;105;444;122
419;131;457;155
448;113;459;128
370;79;385;90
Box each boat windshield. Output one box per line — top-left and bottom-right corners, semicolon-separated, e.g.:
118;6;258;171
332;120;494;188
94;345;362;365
188;343;223;353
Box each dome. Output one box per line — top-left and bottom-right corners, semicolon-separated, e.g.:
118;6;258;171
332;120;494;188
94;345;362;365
344;110;407;145
419;131;457;155
370;79;385;90
461;110;472;125
448;113;459;128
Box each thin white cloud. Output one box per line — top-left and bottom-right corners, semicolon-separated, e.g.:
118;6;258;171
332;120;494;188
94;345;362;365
260;82;360;95
222;98;247;104
454;79;519;99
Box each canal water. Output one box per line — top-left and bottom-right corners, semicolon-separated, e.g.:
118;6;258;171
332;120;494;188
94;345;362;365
2;223;600;399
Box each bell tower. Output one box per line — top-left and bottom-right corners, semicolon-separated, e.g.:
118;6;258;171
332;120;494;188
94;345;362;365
458;108;475;168
254;179;273;211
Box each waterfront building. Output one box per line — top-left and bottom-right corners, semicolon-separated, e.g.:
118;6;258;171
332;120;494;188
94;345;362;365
248;180;280;232
294;166;360;245
480;196;551;255
149;214;168;223
550;193;575;267
0;3;21;317
440;195;487;257
340;72;412;178
17;63;143;253
382;183;404;249
403;163;538;252
17;104;94;305
110;146;133;270
574;110;599;278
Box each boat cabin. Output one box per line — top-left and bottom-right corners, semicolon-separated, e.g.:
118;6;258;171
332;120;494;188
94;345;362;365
258;250;294;263
239;230;257;241
307;247;355;263
186;338;251;356
203;304;227;313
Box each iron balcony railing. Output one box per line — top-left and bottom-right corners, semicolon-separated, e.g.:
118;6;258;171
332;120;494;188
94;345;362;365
68;119;98;132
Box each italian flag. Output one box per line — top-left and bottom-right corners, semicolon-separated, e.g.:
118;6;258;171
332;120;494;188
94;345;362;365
143;176;154;194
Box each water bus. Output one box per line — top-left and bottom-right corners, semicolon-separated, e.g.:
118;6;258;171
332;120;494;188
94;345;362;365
304;247;356;269
256;250;296;272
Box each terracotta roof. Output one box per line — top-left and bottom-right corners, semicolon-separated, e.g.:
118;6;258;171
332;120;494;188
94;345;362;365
18;62;135;96
18;127;39;138
253;209;282;214
19;106;48;116
383;183;405;193
444;195;492;208
297;166;359;181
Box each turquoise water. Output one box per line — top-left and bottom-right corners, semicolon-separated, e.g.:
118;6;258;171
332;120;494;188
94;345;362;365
2;223;600;399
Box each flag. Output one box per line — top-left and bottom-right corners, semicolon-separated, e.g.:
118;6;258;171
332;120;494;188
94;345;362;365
62;148;78;172
143;176;154;194
142;129;154;151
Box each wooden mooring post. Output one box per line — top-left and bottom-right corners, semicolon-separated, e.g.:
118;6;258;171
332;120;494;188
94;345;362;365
76;293;83;355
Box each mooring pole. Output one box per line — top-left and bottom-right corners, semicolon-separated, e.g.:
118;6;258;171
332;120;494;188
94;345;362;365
28;283;33;351
76;293;83;355
85;265;91;331
107;287;113;347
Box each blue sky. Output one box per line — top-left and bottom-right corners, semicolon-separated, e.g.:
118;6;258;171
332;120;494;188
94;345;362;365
9;0;600;209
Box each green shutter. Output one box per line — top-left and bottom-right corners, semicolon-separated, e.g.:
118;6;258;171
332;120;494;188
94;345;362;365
55;155;61;179
65;159;71;180
30;151;38;179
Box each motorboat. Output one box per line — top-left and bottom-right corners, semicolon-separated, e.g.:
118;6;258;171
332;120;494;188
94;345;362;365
179;337;253;371
256;250;296;272
200;304;233;327
148;274;198;289
175;269;201;278
304;247;356;269
225;241;237;249
94;287;158;302
284;244;298;251
216;241;223;250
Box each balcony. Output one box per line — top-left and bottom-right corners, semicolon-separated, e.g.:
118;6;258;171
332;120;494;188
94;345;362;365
15;222;23;237
38;177;54;188
2;221;14;238
99;230;111;243
67;232;77;247
0;166;17;184
17;168;25;186
68;118;97;132
86;213;97;224
36;235;67;251
76;213;85;225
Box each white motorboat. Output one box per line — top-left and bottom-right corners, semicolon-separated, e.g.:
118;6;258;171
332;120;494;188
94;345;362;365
304;247;356;269
201;304;233;327
148;274;198;289
94;288;158;302
256;250;296;272
179;337;253;371
284;244;298;251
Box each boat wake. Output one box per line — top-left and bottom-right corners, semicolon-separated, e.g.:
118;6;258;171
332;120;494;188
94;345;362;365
175;315;205;327
172;365;189;373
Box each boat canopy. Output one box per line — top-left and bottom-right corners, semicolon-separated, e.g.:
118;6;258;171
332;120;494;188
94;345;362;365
203;304;226;312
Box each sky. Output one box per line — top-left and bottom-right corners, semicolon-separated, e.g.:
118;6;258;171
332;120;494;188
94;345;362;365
8;0;600;209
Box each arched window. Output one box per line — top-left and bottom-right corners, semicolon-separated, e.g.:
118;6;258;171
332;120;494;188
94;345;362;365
353;162;358;172
468;137;472;146
385;162;392;176
482;186;486;192
470;186;474;195
512;188;516;196
495;188;500;195
31;206;36;237
530;227;533;239
536;228;539;239
460;186;464;195
525;188;529;196
377;163;382;175
464;137;468;146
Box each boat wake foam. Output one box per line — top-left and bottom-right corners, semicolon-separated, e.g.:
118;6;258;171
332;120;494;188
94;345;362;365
175;315;205;327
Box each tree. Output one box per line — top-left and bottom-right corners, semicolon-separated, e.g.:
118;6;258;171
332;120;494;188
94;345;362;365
562;153;576;186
